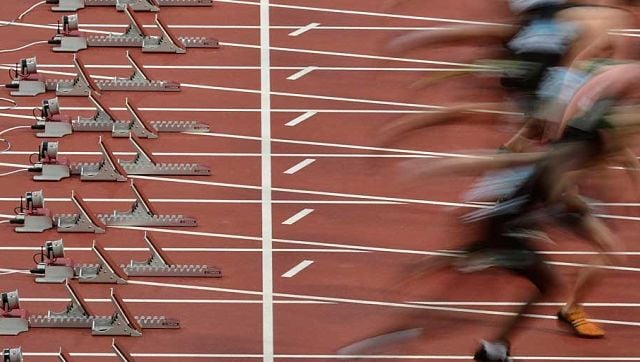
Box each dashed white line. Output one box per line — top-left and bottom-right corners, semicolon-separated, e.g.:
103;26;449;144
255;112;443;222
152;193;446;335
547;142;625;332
281;260;314;278
288;22;321;36
285;111;317;126
282;208;315;225
286;66;318;80
284;158;316;174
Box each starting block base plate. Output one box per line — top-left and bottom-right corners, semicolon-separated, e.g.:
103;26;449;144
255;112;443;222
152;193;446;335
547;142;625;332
0;318;29;335
35;265;75;284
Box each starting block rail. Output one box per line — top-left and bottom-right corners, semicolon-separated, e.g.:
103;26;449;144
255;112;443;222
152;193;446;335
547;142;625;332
52;7;218;53
54;190;107;233
121;134;211;176
54;52;180;95
124;98;210;135
51;0;212;12
97;181;198;227
28;282;179;335
123;233;221;277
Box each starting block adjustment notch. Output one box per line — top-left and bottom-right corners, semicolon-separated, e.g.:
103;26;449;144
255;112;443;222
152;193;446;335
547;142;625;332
98;181;197;227
120;135;211;176
123;233;221;277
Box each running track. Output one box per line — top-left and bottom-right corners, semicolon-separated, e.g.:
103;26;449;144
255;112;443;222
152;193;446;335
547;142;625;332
0;0;639;360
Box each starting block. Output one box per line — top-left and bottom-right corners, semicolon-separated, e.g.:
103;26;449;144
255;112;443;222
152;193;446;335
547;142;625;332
10;191;54;233
5;57;47;96
98;181;198;227
46;94;208;138
124;233;221;277
69;137;128;181
54;190;107;233
51;56;99;97
50;0;212;12
0;291;29;336
120;134;211;176
31;98;74;138
31;239;76;284
52;53;179;97
29;141;71;181
115;98;210;136
76;241;128;284
2;347;22;362
58;347;72;362
31;234;221;281
50;8;218;53
28;281;179;335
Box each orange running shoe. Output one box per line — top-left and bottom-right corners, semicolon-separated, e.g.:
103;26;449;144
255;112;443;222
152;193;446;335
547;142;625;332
558;305;605;338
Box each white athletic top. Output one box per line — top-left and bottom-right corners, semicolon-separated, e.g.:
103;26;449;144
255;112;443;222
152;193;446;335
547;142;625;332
509;0;566;13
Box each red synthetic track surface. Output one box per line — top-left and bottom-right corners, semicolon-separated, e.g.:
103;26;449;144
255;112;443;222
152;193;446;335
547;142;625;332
0;0;640;361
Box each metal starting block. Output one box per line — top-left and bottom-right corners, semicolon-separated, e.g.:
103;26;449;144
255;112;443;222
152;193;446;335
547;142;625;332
5;57;47;96
31;234;220;282
121;134;210;176
76;241;128;284
116;98;210;136
10;191;54;233
2;347;23;362
50;8;218;53
51;53;179;97
31;98;74;138
54;190;107;233
28;141;71;181
97;181;198;227
0;291;29;336
50;0;212;12
123;233;221;277
28;281;180;336
40;94;208;138
70;137;128;181
31;239;76;284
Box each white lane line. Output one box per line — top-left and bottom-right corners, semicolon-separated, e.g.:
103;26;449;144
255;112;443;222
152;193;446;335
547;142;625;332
223;41;493;68
0;247;367;253
288;22;320;36
281;260;314;278
18;353;640;360
1;62;495;73
20;297;331;304
107;226;640;272
214;0;508;26
285;111;317;126
410;301;640;307
282;208;314;225
284;158;316;174
126;280;640;328
286;66;318;80
260;0;274;360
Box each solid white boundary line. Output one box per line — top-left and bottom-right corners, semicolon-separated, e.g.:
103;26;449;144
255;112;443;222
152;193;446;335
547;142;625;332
17;352;640;360
260;0;274;360
281;260;314;278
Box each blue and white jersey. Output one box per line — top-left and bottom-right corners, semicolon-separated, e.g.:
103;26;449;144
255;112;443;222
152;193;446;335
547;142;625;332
508;18;579;55
508;0;566;13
